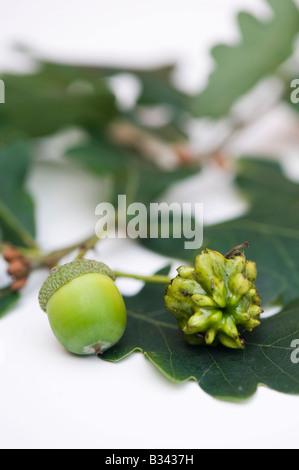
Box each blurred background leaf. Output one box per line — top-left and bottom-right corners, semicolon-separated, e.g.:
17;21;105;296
0;62;118;138
0;61;191;142
204;158;299;307
0;141;36;248
140;157;299;311
0;288;20;319
66;133;199;207
193;0;299;118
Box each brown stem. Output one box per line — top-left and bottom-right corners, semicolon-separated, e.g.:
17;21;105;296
30;234;101;270
224;241;250;259
108;120;187;169
75;235;100;261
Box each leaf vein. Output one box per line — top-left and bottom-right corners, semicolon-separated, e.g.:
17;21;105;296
259;346;299;385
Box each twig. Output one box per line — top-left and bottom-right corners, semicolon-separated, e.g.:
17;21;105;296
224;241;250;259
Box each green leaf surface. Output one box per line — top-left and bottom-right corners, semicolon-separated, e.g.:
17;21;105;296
0;62;117;138
135;65;187;110
134;66;190;138
193;0;299;118
66;136;200;207
113;158;199;208
141;158;299;309
0;289;20;319
203;158;299;307
66;135;128;176
0;60;190;143
103;271;299;400
0;141;37;247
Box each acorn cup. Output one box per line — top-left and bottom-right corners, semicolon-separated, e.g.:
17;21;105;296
164;247;263;349
39;259;127;355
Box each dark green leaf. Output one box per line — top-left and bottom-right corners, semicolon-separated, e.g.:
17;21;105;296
66;135;128;176
140;215;199;261
203;158;299;306
0;60;191;142
103;271;299;401
140;211;201;260
0;289;20;319
134;66;190;137
193;0;299;118
66;136;200;207
0;141;37;247
141;158;299;308
128;65;191;141
135;65;187;110
114;157;199;208
0;62;118;138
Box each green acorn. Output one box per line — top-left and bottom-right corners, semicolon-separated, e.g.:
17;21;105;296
39;259;127;355
164;244;263;349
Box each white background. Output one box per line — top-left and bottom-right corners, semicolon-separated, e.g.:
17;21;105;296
1;0;299;450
